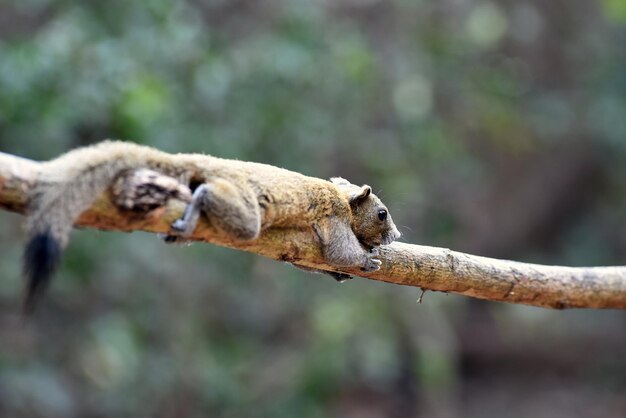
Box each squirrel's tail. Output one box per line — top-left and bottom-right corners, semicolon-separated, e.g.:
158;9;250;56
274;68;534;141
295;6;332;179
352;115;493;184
22;141;168;314
23;230;62;314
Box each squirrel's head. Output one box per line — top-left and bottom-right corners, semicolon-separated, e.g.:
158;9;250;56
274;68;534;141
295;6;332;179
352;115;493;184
331;177;401;248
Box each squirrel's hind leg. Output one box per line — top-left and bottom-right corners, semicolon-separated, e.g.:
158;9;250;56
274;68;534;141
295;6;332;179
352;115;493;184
170;180;261;241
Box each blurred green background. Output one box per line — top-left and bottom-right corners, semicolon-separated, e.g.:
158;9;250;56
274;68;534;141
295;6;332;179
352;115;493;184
1;0;625;417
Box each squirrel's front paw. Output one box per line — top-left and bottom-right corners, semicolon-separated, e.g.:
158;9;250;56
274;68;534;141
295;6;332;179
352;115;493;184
361;250;382;272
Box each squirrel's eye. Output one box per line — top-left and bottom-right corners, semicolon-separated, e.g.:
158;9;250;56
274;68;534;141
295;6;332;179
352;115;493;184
378;210;387;221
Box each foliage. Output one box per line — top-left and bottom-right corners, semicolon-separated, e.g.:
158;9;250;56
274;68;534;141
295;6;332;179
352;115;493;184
0;0;625;417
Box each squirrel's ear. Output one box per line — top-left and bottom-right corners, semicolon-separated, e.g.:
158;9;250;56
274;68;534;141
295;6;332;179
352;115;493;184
332;178;371;203
349;185;371;204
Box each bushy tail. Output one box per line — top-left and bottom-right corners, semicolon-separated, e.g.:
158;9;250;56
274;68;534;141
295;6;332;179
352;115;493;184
23;231;62;314
22;141;162;314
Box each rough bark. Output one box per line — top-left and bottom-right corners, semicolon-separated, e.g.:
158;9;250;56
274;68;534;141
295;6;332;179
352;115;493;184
1;151;625;310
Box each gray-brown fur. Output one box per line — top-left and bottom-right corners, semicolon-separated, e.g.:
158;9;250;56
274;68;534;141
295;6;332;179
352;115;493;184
330;177;399;247
23;141;401;311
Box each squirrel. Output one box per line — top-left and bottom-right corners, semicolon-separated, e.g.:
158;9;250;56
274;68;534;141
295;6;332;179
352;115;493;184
22;140;401;312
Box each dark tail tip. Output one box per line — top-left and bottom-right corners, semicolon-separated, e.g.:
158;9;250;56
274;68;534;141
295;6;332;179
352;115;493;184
22;231;62;315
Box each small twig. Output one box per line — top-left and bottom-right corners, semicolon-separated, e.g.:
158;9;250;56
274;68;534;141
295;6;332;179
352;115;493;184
416;288;427;304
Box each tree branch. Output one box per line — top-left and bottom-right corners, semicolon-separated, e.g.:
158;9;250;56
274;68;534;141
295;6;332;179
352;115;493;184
1;151;625;310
